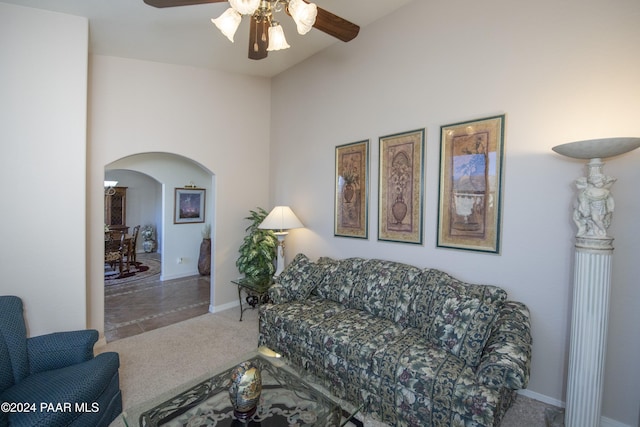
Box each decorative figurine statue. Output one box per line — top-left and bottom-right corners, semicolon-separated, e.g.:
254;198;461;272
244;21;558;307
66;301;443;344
572;166;616;238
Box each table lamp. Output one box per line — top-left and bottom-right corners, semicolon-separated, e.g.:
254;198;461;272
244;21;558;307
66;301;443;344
258;206;304;276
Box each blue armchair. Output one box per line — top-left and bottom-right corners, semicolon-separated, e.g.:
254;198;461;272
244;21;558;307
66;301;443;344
0;296;122;427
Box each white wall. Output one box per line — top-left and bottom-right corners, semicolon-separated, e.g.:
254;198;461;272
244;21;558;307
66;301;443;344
88;55;272;337
270;0;640;425
0;3;88;335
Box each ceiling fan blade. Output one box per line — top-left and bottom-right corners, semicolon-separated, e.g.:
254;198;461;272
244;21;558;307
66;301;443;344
313;6;360;42
248;16;268;60
143;0;225;8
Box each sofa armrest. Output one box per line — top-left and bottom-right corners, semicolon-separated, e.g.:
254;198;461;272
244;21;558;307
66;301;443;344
268;283;291;305
476;301;532;390
27;330;98;374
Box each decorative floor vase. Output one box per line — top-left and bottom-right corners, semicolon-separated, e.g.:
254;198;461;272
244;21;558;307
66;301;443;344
228;361;262;421
198;238;211;276
143;239;155;253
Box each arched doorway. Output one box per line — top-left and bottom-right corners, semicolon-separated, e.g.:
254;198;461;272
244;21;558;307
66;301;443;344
103;153;215;342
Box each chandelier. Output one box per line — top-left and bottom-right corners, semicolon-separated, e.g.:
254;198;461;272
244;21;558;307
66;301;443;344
212;0;318;52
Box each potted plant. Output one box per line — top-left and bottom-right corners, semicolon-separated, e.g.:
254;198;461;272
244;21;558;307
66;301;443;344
236;208;278;280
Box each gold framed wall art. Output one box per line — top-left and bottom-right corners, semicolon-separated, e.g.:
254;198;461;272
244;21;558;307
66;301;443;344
437;115;505;253
378;129;425;244
335;140;369;239
174;187;206;224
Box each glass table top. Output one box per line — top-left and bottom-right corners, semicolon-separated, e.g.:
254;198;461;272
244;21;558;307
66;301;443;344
122;347;359;427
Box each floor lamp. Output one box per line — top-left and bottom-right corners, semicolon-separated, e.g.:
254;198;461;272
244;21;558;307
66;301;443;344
258;206;304;276
549;137;640;427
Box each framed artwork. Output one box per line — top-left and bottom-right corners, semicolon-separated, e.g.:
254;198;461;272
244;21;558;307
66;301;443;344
437;115;505;253
335;140;369;239
174;188;206;224
378;129;425;244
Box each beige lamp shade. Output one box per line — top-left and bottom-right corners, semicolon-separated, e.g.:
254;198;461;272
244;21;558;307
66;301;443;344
258;206;303;232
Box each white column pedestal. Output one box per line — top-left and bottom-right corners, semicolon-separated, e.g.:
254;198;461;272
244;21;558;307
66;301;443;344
565;237;613;427
549;137;640;427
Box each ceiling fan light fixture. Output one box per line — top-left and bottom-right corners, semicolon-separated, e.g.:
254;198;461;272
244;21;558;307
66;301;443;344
288;0;317;35
229;0;260;15
212;8;242;42
267;22;290;51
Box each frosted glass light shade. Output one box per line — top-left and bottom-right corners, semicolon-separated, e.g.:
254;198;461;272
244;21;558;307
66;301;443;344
258;206;303;231
267;24;290;51
104;180;118;188
229;0;260;15
212;8;241;42
288;0;317;35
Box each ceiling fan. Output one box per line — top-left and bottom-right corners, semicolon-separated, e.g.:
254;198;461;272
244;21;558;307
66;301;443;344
143;0;360;60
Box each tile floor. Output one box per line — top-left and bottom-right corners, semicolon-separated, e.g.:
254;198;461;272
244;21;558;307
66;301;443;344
104;253;211;342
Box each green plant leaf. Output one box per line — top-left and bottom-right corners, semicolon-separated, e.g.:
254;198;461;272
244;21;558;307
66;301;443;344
237;207;277;279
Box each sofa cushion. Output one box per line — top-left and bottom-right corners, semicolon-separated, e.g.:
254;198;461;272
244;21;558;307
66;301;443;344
369;328;474;423
409;269;507;330
314;257;369;305
415;269;507;367
427;295;499;367
371;328;511;426
311;308;404;371
348;259;422;327
276;253;326;301
260;296;345;338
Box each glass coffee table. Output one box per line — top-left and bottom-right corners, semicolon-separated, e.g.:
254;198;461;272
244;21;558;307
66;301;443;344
122;347;362;426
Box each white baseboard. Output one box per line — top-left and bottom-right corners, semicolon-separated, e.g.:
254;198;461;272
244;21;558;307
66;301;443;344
517;389;564;408
159;271;198;281
209;300;239;313
601;417;633;427
517;390;633;427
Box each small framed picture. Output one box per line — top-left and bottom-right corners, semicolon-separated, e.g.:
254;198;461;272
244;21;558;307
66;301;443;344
437;115;505;253
334;140;369;239
378;129;425;245
174;188;206;224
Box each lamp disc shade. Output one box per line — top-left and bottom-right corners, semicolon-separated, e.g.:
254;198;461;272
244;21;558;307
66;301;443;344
552;137;640;160
229;0;260;15
212;8;242;42
258;206;303;231
267;24;290;51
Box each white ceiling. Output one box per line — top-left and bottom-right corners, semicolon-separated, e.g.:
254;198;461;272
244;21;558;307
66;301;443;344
3;0;413;77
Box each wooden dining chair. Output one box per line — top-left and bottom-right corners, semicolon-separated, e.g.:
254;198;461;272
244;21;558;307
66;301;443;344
105;231;128;276
127;225;140;267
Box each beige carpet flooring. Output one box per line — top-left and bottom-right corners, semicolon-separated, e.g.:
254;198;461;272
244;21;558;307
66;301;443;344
99;306;558;427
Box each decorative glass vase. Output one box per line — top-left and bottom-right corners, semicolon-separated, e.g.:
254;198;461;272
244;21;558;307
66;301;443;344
142;239;155;253
228;361;262;420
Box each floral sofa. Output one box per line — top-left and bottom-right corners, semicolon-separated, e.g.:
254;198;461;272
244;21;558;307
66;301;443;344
258;254;532;427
